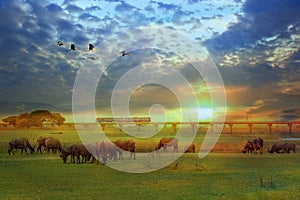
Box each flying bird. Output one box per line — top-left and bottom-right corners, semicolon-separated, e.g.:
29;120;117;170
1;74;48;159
119;50;131;56
70;44;76;51
88;43;94;51
57;41;64;46
57;41;68;47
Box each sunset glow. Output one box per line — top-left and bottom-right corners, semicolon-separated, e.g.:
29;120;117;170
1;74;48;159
0;0;299;123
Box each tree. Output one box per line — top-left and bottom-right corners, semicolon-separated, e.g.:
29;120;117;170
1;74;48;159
2;110;66;128
51;113;66;127
2;116;17;126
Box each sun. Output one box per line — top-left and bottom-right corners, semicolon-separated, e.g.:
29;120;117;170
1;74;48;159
197;108;212;120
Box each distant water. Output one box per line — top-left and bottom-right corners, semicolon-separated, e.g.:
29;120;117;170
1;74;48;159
281;138;300;141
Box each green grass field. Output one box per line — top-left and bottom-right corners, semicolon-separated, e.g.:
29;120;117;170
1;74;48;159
0;127;300;199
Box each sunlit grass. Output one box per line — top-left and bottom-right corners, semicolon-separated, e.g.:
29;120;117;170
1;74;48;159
0;128;300;199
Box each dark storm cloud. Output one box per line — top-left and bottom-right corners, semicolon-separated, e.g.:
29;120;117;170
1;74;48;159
279;108;300;121
206;0;300;53
0;0;90;114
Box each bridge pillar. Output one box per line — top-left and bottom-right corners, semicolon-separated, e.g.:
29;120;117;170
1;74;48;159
153;123;158;132
228;123;233;134
191;123;196;132
288;123;293;134
267;123;272;134
100;124;106;131
210;124;214;133
248;123;253;134
137;124;141;132
172;123;177;133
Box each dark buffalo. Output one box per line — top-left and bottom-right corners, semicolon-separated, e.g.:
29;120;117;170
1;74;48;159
268;143;285;154
36;136;53;154
96;141;119;164
242;141;254;153
8;138;35;155
253;137;264;154
113;140;136;160
60;143;96;164
283;143;296;153
155;137;178;152
45;137;62;154
184;143;195;153
60;144;77;163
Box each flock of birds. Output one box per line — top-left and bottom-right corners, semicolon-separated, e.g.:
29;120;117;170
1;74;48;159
56;41;131;57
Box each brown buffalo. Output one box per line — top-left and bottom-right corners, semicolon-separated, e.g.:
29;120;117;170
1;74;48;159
155;137;178;152
96;141;119;164
113;140;136;160
36;136;53;154
60;144;77;163
8;138;35;155
253;137;264;154
268;143;285;154
184;143;195;153
60;143;96;164
45;137;62;154
283;143;296;153
242;141;254;153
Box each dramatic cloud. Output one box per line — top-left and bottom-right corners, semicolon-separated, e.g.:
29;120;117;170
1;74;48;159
0;0;299;122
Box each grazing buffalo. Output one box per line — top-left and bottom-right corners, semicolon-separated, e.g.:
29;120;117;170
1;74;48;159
242;137;263;154
113;140;136;160
283;143;296;153
36;136;53;154
268;143;285;154
96;141;119;164
253;137;264;154
155;137;178;152
242;141;254;153
60;144;77;163
8;138;35;155
184;143;195;153
45;137;62;154
60;143;96;164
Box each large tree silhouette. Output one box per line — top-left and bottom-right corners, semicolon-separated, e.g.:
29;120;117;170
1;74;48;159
2;110;65;128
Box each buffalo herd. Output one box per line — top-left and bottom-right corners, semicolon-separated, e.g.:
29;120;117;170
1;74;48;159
7;135;297;164
7;136;195;164
242;137;297;154
8;136;137;164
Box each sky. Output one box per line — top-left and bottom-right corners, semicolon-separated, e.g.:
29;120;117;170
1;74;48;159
0;0;300;122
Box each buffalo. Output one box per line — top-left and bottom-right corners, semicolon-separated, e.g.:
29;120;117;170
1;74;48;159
283;143;296;153
253;137;264;154
96;141;119;165
60;143;96;164
113;140;136;160
36;136;53;154
8;138;35;155
155;137;178;152
184;143;195;153
269;143;296;154
242;137;263;154
268;143;285;154
242;141;254;153
45;137;62;154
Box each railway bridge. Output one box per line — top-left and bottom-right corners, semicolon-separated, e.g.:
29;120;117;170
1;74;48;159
96;121;300;134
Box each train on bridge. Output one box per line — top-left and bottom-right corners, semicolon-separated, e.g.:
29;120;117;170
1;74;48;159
96;117;151;123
